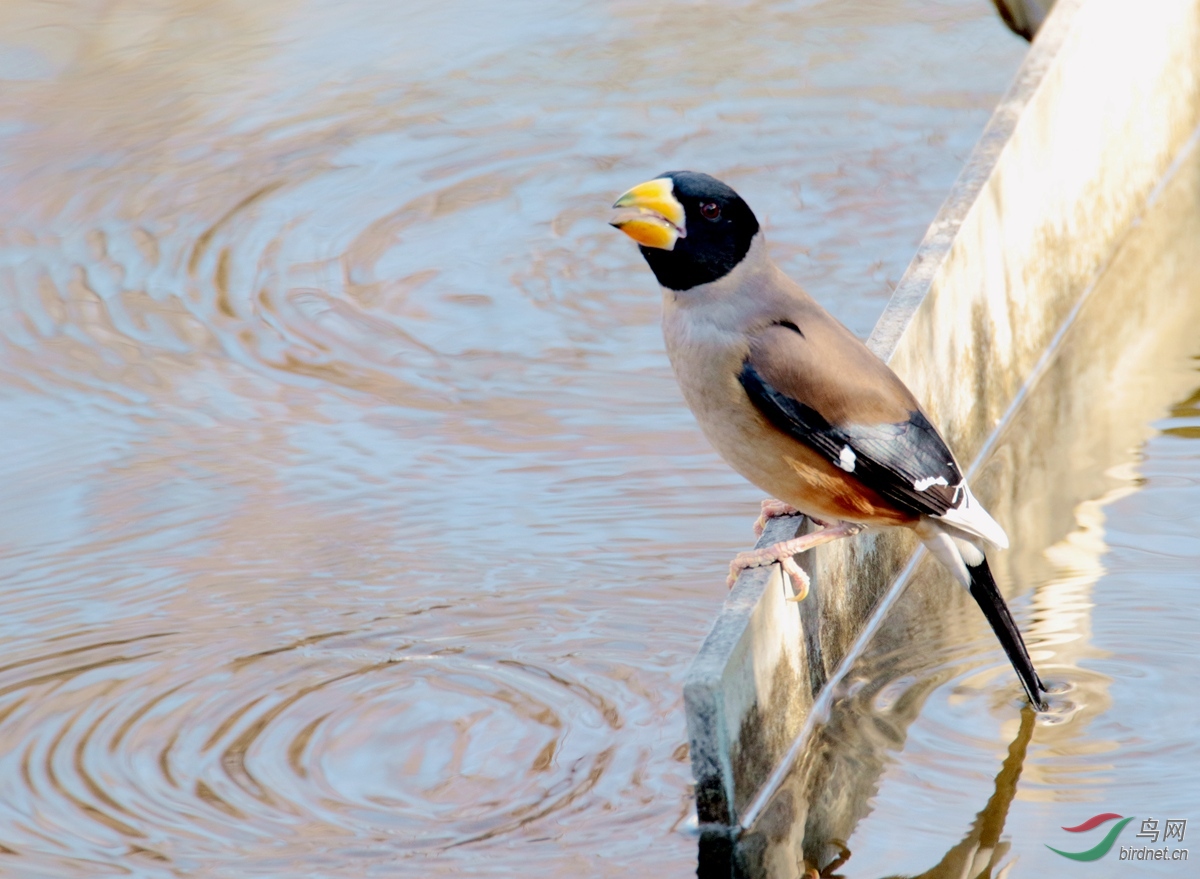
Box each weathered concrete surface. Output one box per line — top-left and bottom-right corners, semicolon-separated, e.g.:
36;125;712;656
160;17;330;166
683;547;811;826
683;0;1200;840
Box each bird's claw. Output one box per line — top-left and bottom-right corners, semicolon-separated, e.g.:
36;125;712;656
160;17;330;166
726;547;811;600
780;556;811;601
753;498;800;536
728;520;865;596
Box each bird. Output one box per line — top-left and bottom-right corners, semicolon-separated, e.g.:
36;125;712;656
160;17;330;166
609;170;1046;709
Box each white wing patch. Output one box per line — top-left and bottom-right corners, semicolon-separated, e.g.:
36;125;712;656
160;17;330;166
913;475;949;491
837;445;856;472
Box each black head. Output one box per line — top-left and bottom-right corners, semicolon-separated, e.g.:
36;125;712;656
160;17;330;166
610;170;760;291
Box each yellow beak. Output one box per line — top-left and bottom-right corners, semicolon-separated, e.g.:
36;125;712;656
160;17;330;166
610;178;686;250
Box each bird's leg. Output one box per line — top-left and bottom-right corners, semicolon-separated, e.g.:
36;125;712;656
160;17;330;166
753;498;801;536
727;521;865;600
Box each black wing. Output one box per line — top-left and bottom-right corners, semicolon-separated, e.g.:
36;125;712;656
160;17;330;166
739;360;962;517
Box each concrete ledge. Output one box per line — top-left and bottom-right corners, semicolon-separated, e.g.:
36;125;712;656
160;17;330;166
683;0;1200;830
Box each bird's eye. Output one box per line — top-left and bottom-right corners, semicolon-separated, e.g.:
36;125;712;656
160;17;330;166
700;202;721;221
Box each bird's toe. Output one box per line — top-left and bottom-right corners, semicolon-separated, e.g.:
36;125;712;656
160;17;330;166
753;498;800;536
780;556;811;601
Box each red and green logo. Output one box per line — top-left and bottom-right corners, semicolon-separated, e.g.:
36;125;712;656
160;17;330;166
1047;813;1134;861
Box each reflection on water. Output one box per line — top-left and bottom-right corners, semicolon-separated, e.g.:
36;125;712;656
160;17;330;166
0;1;1026;875
883;706;1035;879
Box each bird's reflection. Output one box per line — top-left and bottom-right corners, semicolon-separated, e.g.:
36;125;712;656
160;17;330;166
861;706;1036;879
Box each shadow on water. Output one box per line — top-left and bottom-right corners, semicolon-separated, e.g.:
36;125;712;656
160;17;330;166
702;126;1200;878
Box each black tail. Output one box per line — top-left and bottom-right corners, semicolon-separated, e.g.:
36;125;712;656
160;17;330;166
967;558;1046;710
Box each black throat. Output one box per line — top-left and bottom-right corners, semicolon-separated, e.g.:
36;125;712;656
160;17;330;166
640;233;757;291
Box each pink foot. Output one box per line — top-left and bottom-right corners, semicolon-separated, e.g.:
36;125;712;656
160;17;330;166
727;521;865;600
753;499;801;537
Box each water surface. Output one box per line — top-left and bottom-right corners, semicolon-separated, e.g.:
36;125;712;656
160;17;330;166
0;1;1026;875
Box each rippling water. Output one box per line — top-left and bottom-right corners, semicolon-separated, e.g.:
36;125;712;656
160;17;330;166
0;1;1025;875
